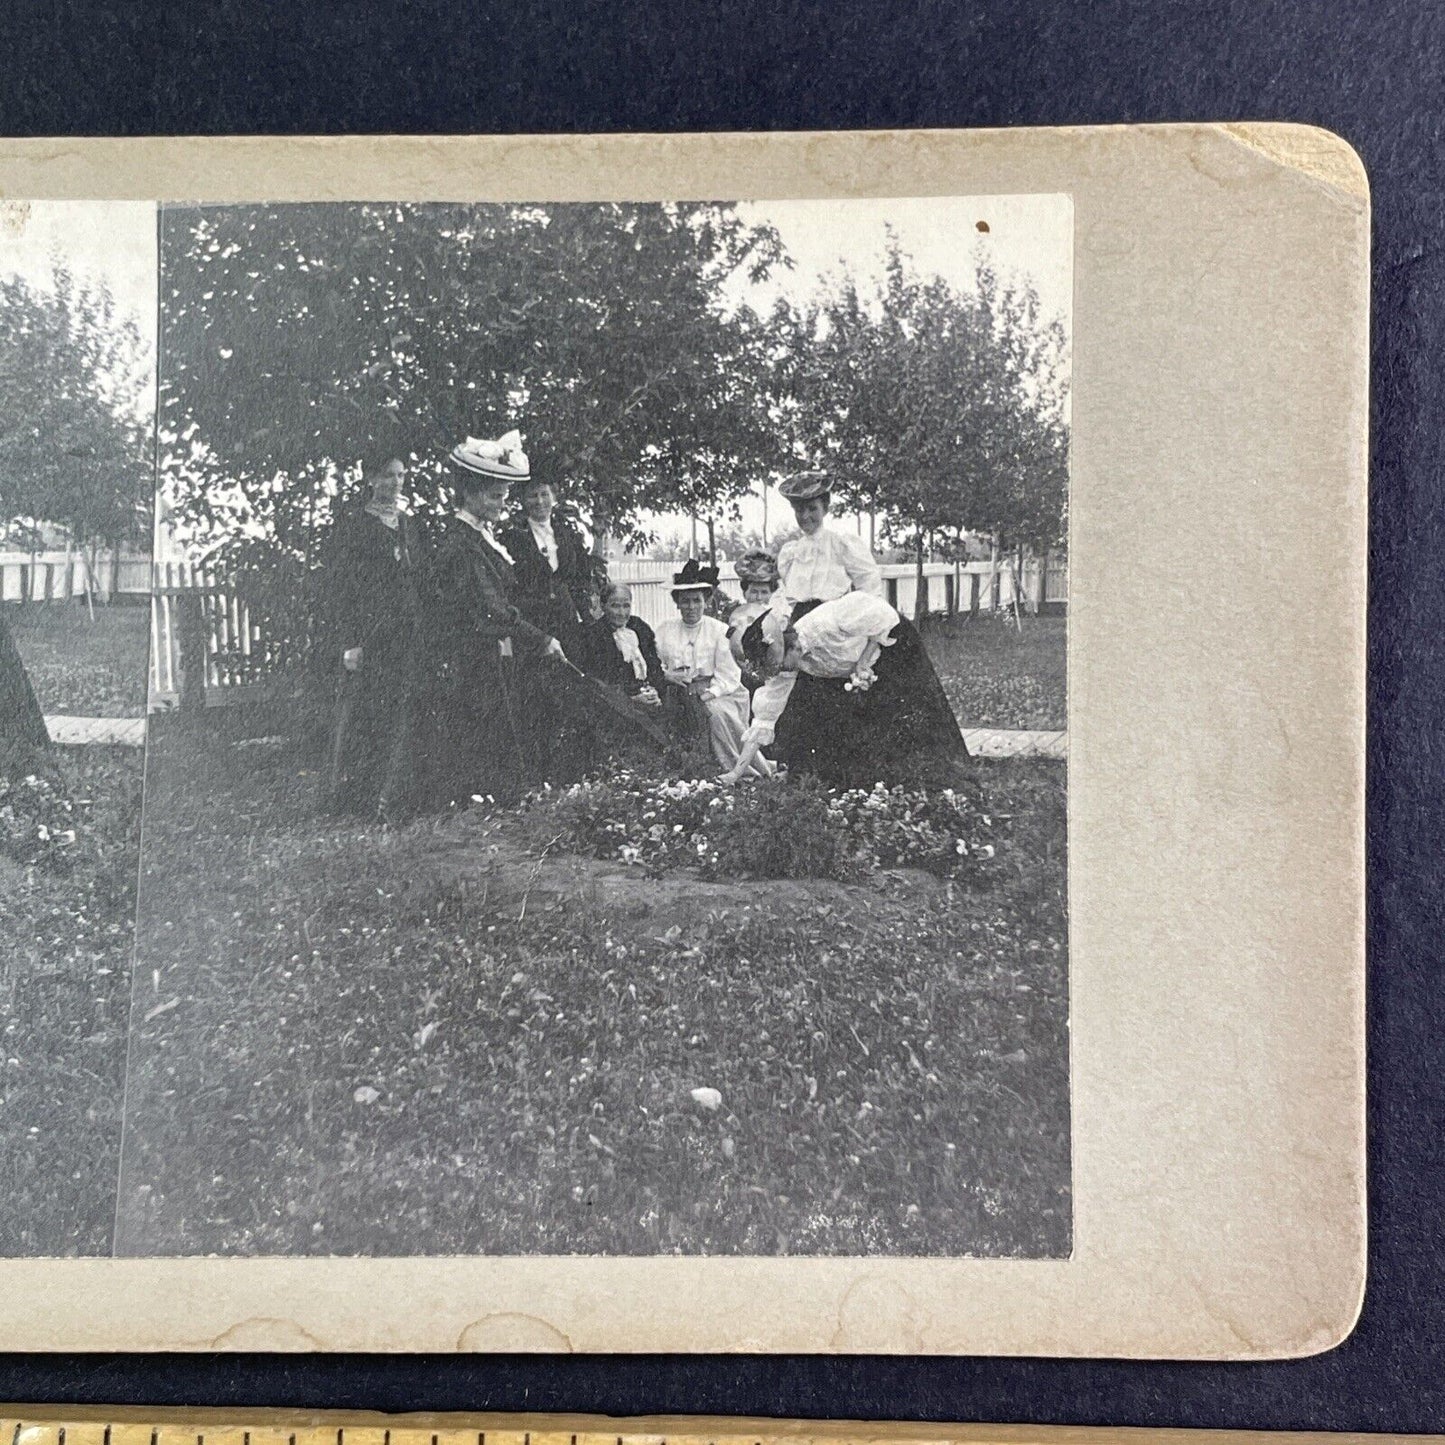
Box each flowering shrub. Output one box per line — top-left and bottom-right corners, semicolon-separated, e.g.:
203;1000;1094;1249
0;770;88;871
521;769;997;883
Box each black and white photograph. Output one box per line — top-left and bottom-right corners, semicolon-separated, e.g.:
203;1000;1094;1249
0;192;1071;1261
0;117;1374;1362
0;200;155;1255
108;195;1071;1259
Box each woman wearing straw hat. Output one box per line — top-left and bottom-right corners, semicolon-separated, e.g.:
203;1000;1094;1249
424;430;570;807
774;469;883;610
726;548;782;692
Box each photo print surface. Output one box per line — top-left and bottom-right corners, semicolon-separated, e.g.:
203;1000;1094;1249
115;195;1072;1258
0;200;156;1255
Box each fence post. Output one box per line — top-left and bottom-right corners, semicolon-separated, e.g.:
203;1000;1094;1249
177;591;207;715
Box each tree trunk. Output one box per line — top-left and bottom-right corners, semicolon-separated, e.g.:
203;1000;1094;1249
706;516;716;563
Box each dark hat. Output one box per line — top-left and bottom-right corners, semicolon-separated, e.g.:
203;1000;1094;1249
777;469;831;503
734;549;781;588
670;558;720;593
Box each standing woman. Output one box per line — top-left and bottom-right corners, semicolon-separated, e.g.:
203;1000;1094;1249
767;467;967;778
425;431;568;808
498;469;593;654
498;468;595;781
655;559;768;777
774;469;883;608
319;456;421;820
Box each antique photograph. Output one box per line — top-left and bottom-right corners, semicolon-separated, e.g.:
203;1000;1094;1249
0;200;155;1255
109;194;1072;1259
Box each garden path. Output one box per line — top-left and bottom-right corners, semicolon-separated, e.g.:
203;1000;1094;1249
44;714;147;746
42;716;1069;758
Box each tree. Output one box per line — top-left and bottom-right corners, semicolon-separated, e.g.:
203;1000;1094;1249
774;237;1069;616
0;265;153;572
159;202;789;555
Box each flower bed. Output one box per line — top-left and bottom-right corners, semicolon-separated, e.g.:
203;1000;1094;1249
522;769;998;883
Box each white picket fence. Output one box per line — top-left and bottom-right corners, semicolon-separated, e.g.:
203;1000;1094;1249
0;549;151;604
609;555;1065;631
147;552;1068;710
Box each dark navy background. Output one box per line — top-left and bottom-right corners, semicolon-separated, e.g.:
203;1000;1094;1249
0;0;1441;1430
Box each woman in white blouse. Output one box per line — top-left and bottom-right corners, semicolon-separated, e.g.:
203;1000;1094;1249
775;469;884;608
721;591;972;790
654;559;771;777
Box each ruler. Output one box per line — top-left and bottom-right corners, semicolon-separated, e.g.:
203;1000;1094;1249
0;1412;1431;1445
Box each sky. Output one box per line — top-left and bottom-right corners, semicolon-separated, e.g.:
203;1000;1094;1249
729;192;1072;329
0;199;157;337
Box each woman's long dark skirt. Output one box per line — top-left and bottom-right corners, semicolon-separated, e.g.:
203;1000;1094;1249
773;616;972;791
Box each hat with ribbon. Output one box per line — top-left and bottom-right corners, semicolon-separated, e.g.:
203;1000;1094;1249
670;558;720;593
777;469;831;503
449;430;530;481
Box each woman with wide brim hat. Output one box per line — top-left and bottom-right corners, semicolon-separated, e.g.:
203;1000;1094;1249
421;430;569;808
654;559;769;777
774;469;884;609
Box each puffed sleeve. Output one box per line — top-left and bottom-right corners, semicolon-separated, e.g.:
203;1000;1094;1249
838;530;884;596
741;671;797;746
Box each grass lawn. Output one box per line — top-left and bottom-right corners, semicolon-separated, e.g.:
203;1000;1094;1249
924;614;1066;731
8;602;150;718
115;722;1069;1259
0;744;144;1256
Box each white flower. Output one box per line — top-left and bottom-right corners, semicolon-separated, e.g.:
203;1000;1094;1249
690;1086;723;1111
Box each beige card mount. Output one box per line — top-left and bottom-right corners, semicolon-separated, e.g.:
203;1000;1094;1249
0;124;1367;1356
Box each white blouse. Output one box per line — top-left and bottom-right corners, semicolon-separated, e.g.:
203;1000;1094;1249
744;593;901;746
655;615;746;701
776;525;884;606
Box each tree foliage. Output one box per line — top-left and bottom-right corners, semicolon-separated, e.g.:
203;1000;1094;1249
0;265;152;548
776;237;1069;555
159;202;790;558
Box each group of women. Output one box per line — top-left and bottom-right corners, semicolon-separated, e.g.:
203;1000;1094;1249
582;469;973;792
321;434;971;823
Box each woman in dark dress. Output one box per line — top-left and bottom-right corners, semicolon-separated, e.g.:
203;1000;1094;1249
725;592;972;792
581;583;664;704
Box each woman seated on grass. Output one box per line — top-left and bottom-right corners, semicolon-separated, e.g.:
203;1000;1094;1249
581;583;664;707
722;591;973;791
655;560;770;778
